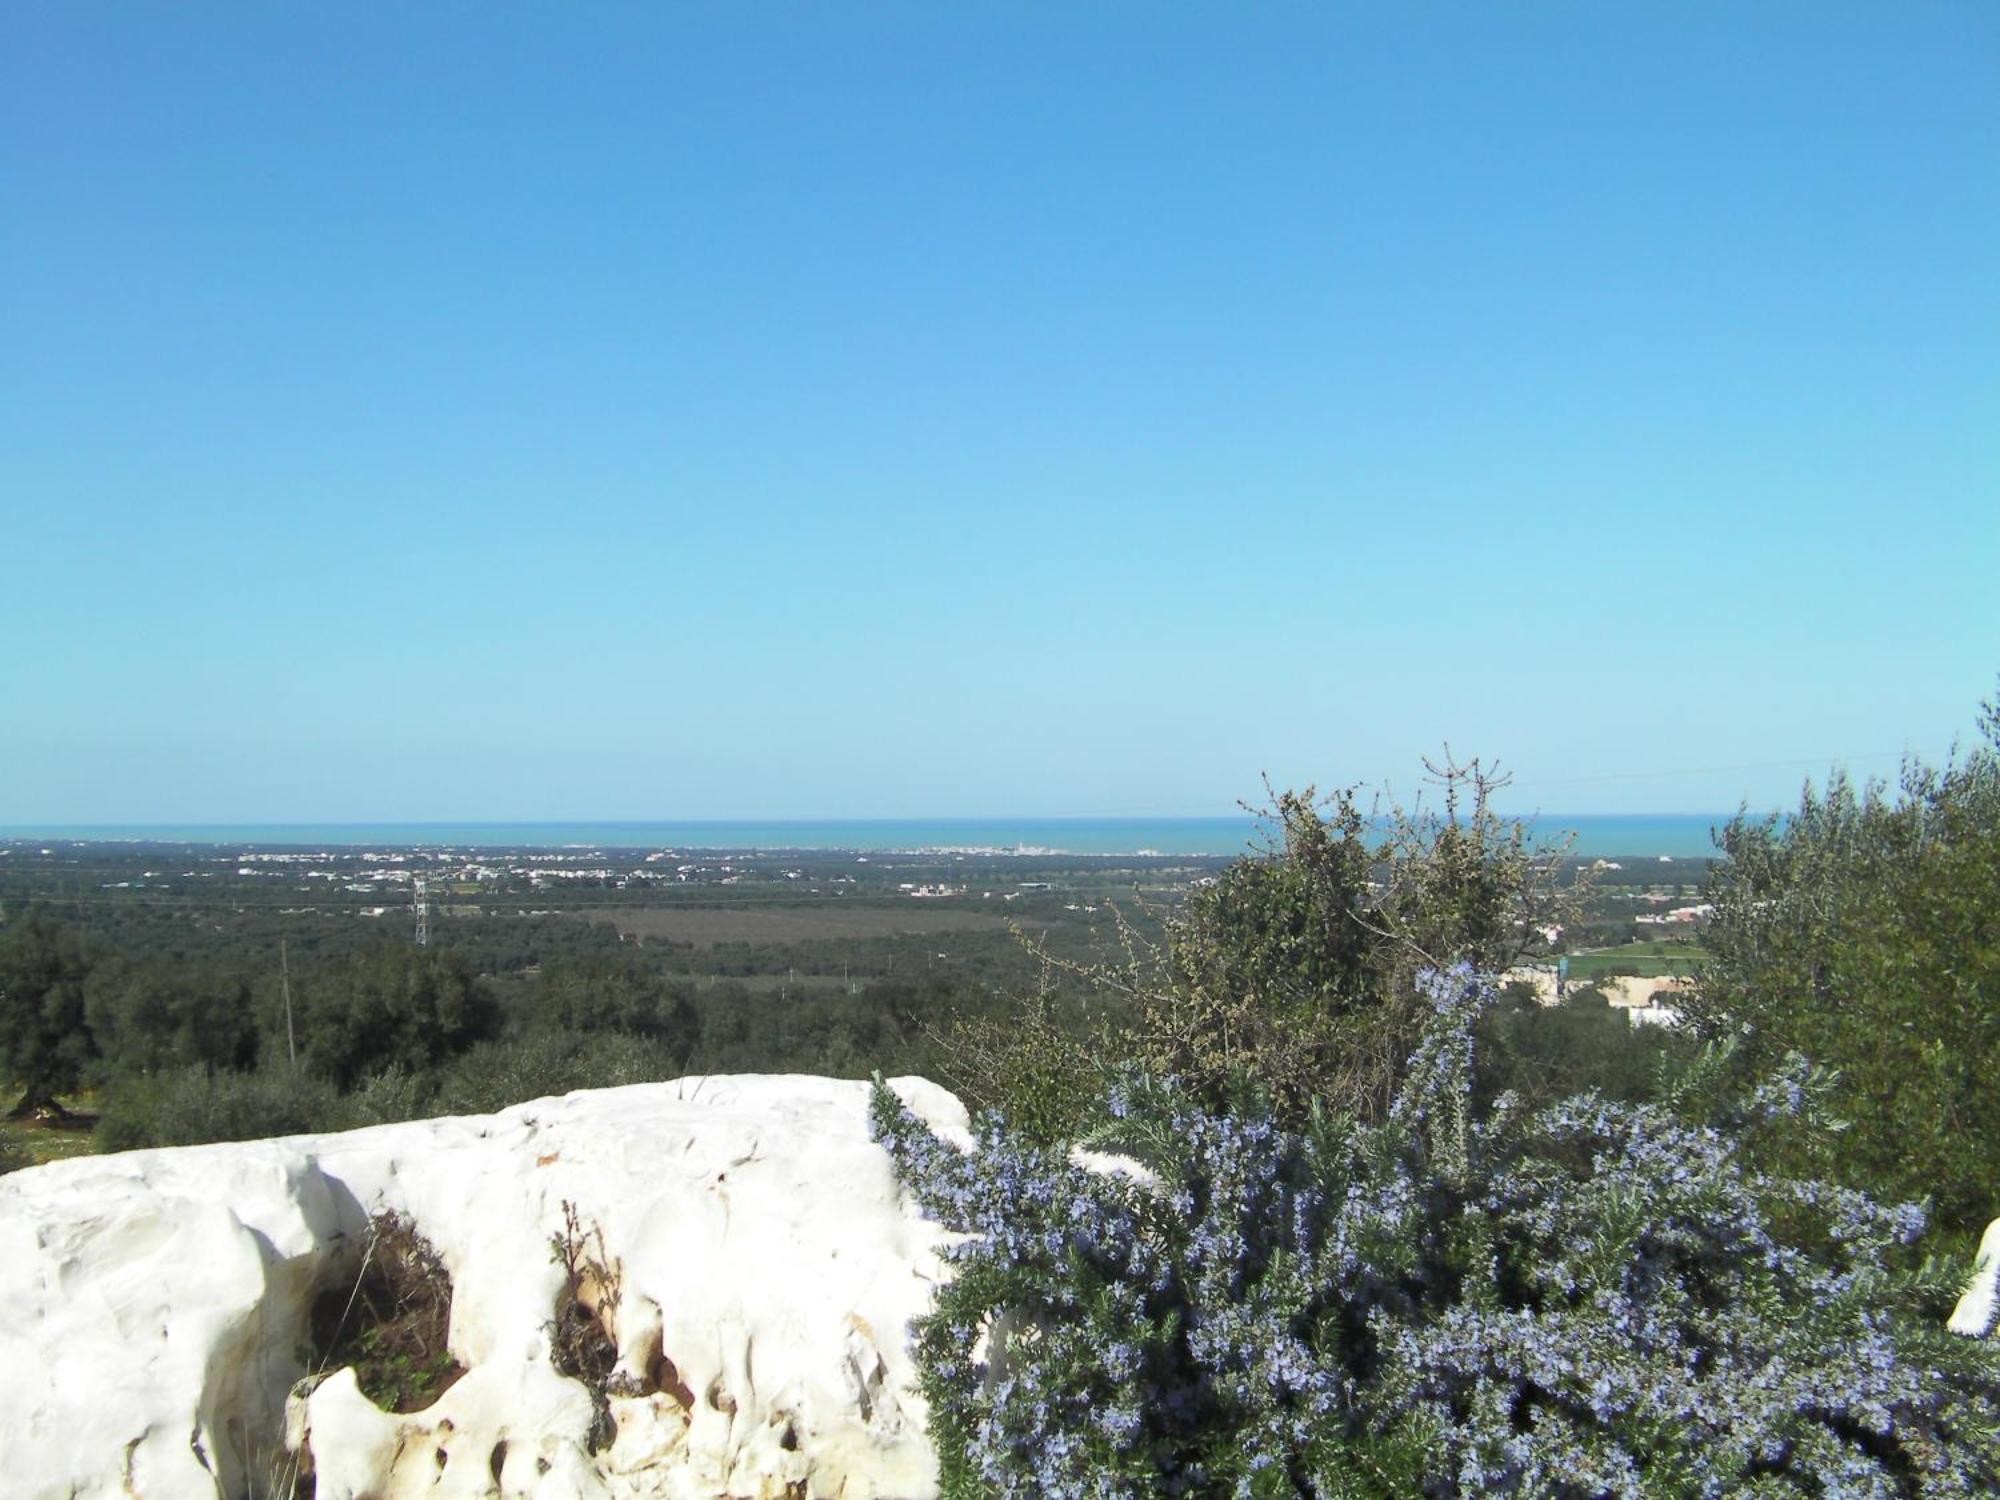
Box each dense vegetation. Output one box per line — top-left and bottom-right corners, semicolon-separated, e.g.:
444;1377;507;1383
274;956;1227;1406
0;841;1207;1154
0;796;1677;1163
876;971;1999;1496
929;762;1647;1144
1108;765;1576;1127
1684;703;2000;1238
6;714;1996;1492
0;925;978;1151
865;716;2000;1494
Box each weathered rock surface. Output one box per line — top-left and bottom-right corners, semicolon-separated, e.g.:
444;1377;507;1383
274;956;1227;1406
1949;1216;2000;1337
0;1075;971;1499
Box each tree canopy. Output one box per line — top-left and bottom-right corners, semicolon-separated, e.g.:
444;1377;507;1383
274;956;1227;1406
1687;695;2000;1237
0;912;95;1116
1105;760;1578;1126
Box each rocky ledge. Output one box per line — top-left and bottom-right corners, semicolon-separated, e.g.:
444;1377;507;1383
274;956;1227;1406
0;1075;971;1500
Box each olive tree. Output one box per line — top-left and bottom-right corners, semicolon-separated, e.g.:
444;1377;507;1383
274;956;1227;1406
0;912;95;1118
1684;694;2000;1237
275;944;502;1090
998;754;1582;1131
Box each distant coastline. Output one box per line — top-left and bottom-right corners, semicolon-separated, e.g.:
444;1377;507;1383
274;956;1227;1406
0;814;1735;859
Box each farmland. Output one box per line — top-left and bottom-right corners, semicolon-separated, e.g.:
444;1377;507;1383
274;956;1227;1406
1562;938;1709;981
579;902;1015;948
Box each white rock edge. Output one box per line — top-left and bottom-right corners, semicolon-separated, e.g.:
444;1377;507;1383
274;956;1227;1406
0;1074;972;1500
1949;1216;2000;1336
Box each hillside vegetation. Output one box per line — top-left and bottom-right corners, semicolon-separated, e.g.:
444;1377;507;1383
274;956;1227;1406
4;708;1999;1492
870;703;2000;1495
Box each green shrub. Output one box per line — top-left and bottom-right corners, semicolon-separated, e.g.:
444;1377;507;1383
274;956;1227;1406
94;1064;344;1151
527;957;699;1043
1687;695;2000;1237
930;982;1110;1145
1474;988;1675;1116
876;969;2000;1497
968;761;1579;1133
430;1030;687;1116
83;957;256;1079
687;976;935;1078
338;1065;438;1129
0;912;94;1116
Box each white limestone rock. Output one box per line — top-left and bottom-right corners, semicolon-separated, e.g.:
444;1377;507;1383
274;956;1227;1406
1949;1216;2000;1337
0;1074;971;1500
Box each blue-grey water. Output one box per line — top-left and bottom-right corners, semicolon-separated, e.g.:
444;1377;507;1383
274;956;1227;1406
0;814;1735;858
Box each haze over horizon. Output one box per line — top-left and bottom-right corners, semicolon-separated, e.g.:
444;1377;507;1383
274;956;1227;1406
4;5;1993;824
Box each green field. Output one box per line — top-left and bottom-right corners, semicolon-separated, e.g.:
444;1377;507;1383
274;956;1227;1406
1565;940;1708;980
580;901;1016;948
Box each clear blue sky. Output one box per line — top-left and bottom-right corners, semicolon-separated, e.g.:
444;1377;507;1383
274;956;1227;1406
3;3;1994;822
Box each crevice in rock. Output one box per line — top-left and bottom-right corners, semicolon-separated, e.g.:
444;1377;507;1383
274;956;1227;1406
548;1199;621;1451
653;1349;697;1412
308;1209;465;1414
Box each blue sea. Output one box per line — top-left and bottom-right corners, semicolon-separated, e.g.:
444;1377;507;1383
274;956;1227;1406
0;813;1735;859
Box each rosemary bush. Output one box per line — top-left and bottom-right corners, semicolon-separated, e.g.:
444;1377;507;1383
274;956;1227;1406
871;968;2000;1497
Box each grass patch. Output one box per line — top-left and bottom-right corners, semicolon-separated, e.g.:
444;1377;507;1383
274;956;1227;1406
1565;940;1707;980
1605;939;1712;958
0;1091;102;1169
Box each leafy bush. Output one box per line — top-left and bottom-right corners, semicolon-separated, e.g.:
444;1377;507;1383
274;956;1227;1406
999;764;1579;1132
94;1063;344;1150
930;981;1111;1146
873;969;2000;1497
338;1064;437;1128
527;957;699;1045
82;956;256;1079
1473;988;1674;1118
687;975;937;1079
1687;698;2000;1237
429;1029;687;1117
88;1026;694;1149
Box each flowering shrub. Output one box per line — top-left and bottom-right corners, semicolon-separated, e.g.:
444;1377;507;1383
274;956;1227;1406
871;967;2000;1497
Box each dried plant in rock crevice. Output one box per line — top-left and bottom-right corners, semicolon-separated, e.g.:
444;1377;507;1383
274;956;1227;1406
309;1209;464;1415
549;1199;624;1451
